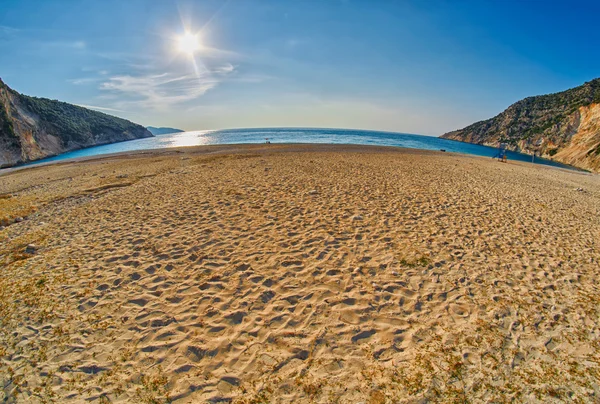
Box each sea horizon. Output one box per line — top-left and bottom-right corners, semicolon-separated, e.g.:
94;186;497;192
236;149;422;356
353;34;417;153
17;126;579;171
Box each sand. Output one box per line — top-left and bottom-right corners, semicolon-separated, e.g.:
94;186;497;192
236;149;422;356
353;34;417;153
1;144;599;403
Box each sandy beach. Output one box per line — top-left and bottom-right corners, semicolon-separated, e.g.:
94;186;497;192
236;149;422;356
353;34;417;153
1;144;599;403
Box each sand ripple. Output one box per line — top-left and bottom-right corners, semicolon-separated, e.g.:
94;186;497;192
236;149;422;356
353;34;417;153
0;145;599;402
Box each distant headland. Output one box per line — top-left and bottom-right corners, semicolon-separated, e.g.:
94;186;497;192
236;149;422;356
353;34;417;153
146;126;185;135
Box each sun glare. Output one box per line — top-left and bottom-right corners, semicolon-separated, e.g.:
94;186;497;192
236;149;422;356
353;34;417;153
178;32;200;55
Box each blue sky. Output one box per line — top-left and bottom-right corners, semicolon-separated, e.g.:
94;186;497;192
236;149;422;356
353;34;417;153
1;0;599;135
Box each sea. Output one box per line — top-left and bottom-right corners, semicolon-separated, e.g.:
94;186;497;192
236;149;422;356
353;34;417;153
24;127;576;170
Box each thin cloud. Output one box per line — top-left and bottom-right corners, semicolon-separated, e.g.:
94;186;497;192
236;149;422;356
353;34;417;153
69;77;100;85
44;40;86;49
198;46;241;60
0;25;85;49
285;38;307;49
71;40;86;49
0;25;20;42
214;63;235;74
76;104;124;113
99;64;235;109
232;73;276;83
96;51;155;63
0;25;20;35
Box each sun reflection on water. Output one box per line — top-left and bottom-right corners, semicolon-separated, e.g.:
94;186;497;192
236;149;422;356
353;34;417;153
163;130;215;147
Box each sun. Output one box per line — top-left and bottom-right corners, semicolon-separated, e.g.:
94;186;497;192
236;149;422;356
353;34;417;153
177;32;200;55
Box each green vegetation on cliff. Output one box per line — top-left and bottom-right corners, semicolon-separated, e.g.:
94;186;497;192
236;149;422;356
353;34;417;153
0;78;152;167
0;101;17;142
20;95;143;144
515;79;600;141
441;78;600;172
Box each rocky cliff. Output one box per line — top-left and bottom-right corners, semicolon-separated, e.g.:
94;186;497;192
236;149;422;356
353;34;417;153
441;78;600;172
0;78;152;168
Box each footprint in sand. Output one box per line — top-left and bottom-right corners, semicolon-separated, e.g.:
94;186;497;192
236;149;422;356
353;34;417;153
352;329;376;343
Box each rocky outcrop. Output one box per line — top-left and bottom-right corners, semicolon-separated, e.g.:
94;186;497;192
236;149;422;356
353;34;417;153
441;78;600;172
0;78;152;168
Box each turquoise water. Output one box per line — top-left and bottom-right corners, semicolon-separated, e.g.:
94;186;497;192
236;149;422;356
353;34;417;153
25;127;575;170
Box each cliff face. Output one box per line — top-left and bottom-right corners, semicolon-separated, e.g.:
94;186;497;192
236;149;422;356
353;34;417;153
441;78;600;172
0;78;152;168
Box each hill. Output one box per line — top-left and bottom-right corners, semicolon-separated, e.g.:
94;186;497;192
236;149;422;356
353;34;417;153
0;78;152;168
441;78;600;172
147;126;184;135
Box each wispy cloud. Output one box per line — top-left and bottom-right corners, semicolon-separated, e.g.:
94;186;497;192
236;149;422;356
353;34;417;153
0;25;19;35
99;64;235;109
213;63;235;74
76;104;124;113
69;77;100;85
0;25;20;42
285;38;307;49
232;73;276;84
0;24;85;50
198;46;241;60
71;40;86;49
46;40;86;49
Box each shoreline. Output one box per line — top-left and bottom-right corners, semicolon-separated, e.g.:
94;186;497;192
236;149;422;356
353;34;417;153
1;142;590;177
